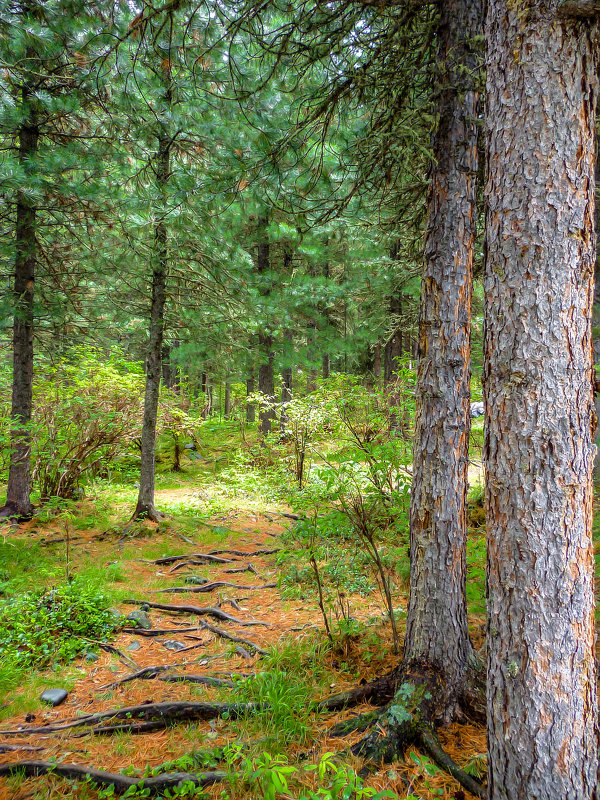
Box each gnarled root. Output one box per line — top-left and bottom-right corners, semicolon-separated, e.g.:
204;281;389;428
0;761;226;795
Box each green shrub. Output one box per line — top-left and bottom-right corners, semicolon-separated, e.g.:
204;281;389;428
0;578;119;670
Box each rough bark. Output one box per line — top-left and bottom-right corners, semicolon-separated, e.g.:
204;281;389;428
280;330;293;432
246;366;256;423
133;65;171;523
484;3;599;798
1;83;39;520
404;0;480;710
257;215;275;438
593;147;600;482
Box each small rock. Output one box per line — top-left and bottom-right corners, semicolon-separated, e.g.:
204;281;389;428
470;401;484;418
184;442;196;451
108;608;123;622
184;576;208;585
84;652;99;663
25;713;36;723
127;641;141;652
126;610;152;630
40;689;68;707
162;640;186;652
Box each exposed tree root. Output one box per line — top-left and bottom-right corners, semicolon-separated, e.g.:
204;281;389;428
0;743;43;753
329;710;382;737
198;619;267;654
208;547;280;557
0;760;227;795
0;700;262;737
321;664;487;800
131;504;165;524
82;639;138;669
418;725;485;799
0;503;33;522
316;670;398;712
155;581;276;594
100;666;238;691
224;564;262;577
149;553;235;566
122;626;202;637
124;599;268;626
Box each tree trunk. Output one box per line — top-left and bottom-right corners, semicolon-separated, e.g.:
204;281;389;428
355;0;483;764
404;0;480;704
246;366;256;424
133;64;172;523
484;3;598;798
1;86;39;520
224;375;232;418
280;331;293;433
593;147;600;483
257;216;275;438
373;341;381;386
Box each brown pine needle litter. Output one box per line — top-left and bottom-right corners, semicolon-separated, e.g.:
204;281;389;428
0;512;488;800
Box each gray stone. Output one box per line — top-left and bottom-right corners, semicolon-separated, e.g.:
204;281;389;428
127;641;141;652
470;401;484;418
162;640;187;652
40;689;68;707
126;610;152;629
184;576;208;585
184;442;196;451
84;652;99;663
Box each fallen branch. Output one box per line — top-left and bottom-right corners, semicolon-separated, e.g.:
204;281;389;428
155;582;276;594
0;761;227;795
124;599;268;627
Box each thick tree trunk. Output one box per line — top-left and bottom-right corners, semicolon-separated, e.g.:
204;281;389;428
593;150;600;482
404;0;480;703
353;2;483;766
1;89;39;520
484;3;598;798
133;70;172;523
256;217;275;438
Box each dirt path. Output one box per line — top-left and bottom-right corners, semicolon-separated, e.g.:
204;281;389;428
0;512;486;800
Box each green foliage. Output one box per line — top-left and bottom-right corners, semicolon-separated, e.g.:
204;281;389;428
0;578;119;671
233;668;313;746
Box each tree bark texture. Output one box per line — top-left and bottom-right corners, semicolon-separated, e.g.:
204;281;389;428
592;149;600;482
2;87;39;519
484;3;599;798
404;0;481;707
257;216;275;438
134;76;171;522
246;366;256;423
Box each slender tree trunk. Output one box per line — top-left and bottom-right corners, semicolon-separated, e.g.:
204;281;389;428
321;257;331;380
384;278;404;432
373;341;382;386
280;331;293;433
246;365;256;424
484;4;598;798
257;216;275;438
133;63;172;523
224;374;232;418
1;87;39;520
354;0;483;764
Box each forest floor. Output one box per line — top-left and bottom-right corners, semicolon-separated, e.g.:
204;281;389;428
0;423;492;800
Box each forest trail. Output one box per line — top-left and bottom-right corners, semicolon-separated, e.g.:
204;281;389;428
0;510;486;800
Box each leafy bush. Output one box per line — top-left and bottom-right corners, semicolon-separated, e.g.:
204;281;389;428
0;578;119;669
29;348;144;500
